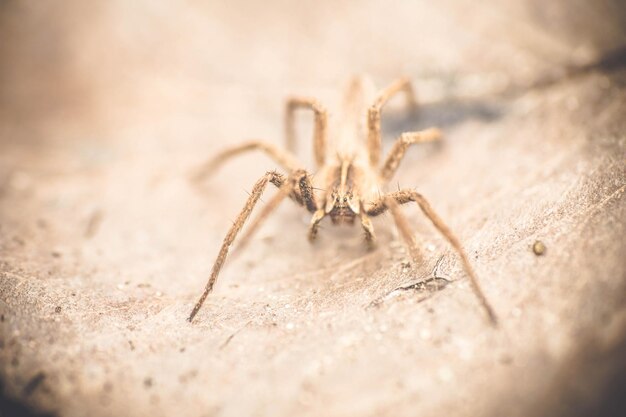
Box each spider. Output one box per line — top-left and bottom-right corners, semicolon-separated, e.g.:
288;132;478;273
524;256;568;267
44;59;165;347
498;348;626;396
188;76;498;326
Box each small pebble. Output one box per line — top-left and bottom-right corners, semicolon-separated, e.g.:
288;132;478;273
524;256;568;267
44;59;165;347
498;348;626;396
532;240;546;256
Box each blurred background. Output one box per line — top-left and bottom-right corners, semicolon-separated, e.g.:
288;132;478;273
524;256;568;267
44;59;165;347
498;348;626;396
1;0;624;139
1;1;625;417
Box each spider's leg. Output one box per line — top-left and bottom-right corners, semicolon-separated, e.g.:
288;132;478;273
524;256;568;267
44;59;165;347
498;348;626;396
292;169;318;214
192;140;303;184
382;195;423;263
308;209;325;242
340;75;375;119
366;190;498;326
188;170;288;322
379;128;442;182
367;77;418;167
231;169;317;259
360;210;376;247
285;97;328;167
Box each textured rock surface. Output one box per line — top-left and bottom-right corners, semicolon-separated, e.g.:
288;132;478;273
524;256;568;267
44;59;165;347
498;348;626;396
1;1;625;416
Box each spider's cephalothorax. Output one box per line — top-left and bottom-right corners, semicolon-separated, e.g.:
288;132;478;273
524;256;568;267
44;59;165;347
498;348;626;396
189;76;498;326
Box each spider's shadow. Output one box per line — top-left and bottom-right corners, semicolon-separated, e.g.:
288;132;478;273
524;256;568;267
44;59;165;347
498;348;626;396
383;98;504;138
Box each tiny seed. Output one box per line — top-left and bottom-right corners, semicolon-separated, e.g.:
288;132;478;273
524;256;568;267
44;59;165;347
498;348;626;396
532;240;546;256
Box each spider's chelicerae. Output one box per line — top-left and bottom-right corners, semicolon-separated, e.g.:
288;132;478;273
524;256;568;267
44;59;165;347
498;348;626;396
188;76;498;325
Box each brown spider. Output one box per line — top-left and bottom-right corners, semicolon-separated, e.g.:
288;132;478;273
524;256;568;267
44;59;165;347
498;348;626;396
188;76;498;325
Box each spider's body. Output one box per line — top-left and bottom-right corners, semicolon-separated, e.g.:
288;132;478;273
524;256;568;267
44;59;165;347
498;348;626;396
188;76;498;325
323;159;361;225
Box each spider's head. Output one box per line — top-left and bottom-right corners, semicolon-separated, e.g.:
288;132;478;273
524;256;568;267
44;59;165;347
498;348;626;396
326;187;360;225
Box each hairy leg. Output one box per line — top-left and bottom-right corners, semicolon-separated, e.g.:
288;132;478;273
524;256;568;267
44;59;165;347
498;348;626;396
308;209;325;242
292;169;319;214
367;77;418;167
188;171;289;322
340;75;375;119
380;128;442;182
192;140;303;184
360;210;376;247
231;169;318;259
285;97;328;167
366;190;498;326
383;195;423;263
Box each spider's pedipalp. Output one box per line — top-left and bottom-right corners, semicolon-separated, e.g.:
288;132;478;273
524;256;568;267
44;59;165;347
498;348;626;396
308;209;326;242
359;210;376;246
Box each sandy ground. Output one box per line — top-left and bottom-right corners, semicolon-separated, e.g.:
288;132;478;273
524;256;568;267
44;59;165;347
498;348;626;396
1;1;625;416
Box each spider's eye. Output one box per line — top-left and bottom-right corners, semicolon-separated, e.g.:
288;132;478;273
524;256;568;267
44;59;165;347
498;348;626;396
335;196;340;202
343;197;348;203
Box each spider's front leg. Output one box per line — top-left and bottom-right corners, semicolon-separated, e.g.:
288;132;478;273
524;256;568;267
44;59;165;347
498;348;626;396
366;190;498;326
188;171;290;322
232;169;318;257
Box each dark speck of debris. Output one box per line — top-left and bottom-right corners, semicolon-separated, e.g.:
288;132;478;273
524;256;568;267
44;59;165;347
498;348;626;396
1;314;4;322
128;340;135;351
179;347;186;353
54;306;62;314
23;372;46;396
51;251;61;258
143;377;153;388
532;240;546;256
